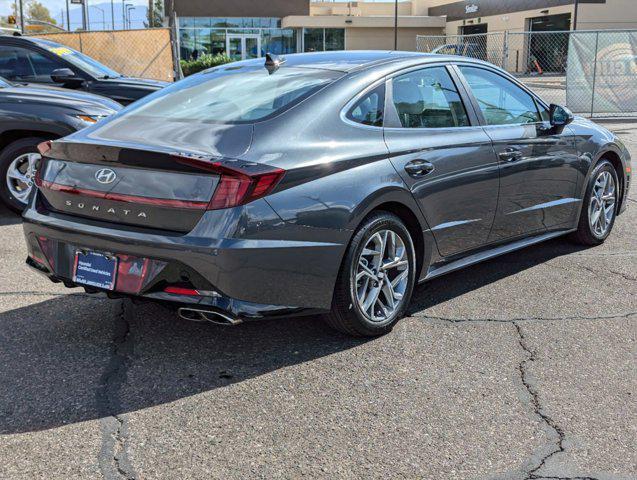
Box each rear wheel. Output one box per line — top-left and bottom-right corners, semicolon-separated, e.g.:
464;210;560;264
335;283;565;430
570;159;619;246
0;137;45;213
325;212;416;337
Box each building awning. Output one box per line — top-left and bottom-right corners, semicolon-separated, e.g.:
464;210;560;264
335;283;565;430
281;15;447;29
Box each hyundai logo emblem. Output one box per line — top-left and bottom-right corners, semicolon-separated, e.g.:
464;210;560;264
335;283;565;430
95;168;117;185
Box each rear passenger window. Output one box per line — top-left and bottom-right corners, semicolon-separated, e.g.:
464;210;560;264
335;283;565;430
347;84;385;127
392;66;470;129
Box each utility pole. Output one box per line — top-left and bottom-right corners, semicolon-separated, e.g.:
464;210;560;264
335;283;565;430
65;0;71;31
121;0;126;29
18;0;25;34
394;0;398;50
111;0;115;29
85;0;90;30
573;0;579;30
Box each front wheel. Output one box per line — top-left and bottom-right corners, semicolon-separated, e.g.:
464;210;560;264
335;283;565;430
325;211;416;337
570;159;619;246
0;137;45;213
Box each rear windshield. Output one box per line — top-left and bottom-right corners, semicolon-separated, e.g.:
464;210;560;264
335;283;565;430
125;66;341;124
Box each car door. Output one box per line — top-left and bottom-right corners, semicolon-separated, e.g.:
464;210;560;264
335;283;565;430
384;64;500;258
455;65;580;241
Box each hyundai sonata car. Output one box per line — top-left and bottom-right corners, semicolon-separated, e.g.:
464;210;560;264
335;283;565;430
22;51;631;336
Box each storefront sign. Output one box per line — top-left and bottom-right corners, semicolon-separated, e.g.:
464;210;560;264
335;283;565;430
465;4;479;14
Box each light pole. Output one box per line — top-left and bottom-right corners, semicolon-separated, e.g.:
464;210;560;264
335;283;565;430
110;0;115;30
573;0;579;30
18;0;25;34
394;0;398;50
93;5;105;30
126;5;135;29
65;0;71;31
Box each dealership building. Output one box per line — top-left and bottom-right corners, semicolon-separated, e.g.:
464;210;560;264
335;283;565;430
170;0;637;60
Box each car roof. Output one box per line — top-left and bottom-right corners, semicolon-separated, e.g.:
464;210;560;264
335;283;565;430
234;50;491;74
0;35;62;48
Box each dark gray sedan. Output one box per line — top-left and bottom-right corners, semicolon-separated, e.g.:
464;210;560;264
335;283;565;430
23;51;632;336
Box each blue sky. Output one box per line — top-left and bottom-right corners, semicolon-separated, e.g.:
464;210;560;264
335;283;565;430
1;0;149;29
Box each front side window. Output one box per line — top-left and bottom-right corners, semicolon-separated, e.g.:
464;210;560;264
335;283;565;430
459;66;541;125
123;66;341;124
32;39;120;79
392;66;470;128
26;51;63;76
347;84;385;127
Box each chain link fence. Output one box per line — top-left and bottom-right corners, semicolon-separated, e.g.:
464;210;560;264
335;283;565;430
417;30;637;117
32;28;178;82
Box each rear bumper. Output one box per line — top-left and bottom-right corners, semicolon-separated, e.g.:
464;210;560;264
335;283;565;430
22;198;348;320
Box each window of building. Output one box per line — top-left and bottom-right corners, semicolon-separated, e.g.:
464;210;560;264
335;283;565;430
459;66;540;125
303;28;345;52
347;84;385;127
392;67;470;129
178;17;296;61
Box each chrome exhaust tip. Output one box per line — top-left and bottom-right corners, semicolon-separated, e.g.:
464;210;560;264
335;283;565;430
177;308;242;326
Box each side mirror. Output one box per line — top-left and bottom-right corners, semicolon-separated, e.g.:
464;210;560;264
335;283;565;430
549;104;574;127
51;68;82;85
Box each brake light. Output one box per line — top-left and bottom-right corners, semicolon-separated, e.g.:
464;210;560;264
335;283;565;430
175;156;285;210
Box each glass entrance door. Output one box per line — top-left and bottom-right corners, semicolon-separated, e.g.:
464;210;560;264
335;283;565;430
226;34;261;61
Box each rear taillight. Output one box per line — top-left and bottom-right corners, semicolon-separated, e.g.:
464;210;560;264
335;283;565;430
175;156;285;210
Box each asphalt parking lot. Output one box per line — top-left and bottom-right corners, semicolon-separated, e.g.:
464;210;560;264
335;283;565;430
0;122;635;480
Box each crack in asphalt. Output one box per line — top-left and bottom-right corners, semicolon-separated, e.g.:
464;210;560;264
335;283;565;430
96;299;137;480
513;323;601;480
412;311;637;324
513;322;567;480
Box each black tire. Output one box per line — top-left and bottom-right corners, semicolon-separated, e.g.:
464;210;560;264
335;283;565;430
0;137;46;213
569;159;619;246
325;211;416;337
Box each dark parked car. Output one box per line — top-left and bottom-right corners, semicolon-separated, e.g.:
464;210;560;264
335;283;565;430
0;75;121;211
23;51;631;336
0;36;168;105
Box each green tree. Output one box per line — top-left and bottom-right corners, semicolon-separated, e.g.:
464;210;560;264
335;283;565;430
146;0;163;28
26;1;57;25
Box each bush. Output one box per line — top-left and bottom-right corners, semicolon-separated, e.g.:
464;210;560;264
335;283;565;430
180;53;233;77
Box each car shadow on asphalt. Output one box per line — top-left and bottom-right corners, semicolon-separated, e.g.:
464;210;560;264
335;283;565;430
408;237;590;314
0;204;21;226
0;221;591;435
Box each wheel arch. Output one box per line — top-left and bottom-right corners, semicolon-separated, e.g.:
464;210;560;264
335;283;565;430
591;146;627;213
347;187;434;281
0;129;63;153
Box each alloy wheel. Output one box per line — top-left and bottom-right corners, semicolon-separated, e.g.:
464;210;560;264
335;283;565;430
588;170;616;238
355;229;409;322
6;152;40;206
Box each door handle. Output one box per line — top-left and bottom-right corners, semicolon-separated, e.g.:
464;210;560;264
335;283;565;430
404;159;435;178
498;147;523;162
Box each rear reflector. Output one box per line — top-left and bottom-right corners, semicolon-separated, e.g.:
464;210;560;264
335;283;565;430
175;156;285;210
164;286;200;296
37;141;52;156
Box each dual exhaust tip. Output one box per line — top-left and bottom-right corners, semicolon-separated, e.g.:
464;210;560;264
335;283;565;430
177;307;242;326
